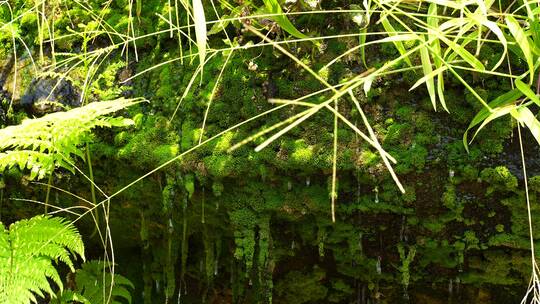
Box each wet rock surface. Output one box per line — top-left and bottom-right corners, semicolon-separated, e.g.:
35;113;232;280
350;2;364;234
20;77;81;116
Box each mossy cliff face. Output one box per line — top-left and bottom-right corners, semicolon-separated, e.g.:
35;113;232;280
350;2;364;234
1;1;539;303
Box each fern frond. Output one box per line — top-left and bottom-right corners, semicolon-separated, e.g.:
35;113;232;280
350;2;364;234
0;215;85;304
0;98;142;180
73;260;134;304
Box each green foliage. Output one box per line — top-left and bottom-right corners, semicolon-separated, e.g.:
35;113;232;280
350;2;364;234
274;266;327;304
53;261;134;304
0;99;140;179
0;215;84;304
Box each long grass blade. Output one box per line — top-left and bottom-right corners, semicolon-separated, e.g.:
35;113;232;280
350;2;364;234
193;0;207;76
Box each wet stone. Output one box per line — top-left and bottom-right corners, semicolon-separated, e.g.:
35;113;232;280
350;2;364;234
20;77;81;116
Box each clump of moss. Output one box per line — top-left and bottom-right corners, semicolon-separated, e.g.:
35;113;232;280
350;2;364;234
480;166;518;195
115;115;179;167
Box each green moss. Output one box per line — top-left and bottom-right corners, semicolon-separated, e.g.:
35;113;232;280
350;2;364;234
480;166;518;195
289;139;314;166
204;154;237;178
529;176;540;192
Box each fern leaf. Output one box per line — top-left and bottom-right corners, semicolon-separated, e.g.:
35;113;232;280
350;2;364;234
0;98;141;180
0;215;85;304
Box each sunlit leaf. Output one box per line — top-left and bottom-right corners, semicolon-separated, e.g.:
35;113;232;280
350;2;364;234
380;17;413;67
262;0;308;39
506;16;534;84
464;89;523;151
511;107;540;145
419;35;437;110
471;104;519;142
515;78;540;107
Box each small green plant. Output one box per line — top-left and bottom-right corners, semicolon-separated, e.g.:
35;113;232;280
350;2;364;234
396;244;416;295
0;215;84;304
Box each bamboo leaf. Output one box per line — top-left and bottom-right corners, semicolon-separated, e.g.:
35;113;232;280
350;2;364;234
380;17;413;67
427;3;442;67
515;78;540;107
419;35;437;110
511;107;540;145
425;0;476;9
378;33;419;43
471;104;519;142
506;16;534;84
410;65;447;91
439;34;485;70
262;0;308;39
463;89;523;151
427;3;448;112
480;19;507;70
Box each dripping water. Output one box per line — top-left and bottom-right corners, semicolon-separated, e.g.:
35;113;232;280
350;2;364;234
356;173;361;204
355;118;361;205
358;232;363;254
448;278;453;302
177;285;182;304
362;284;366;304
373;186;379;204
306;176;311;186
168;218;174;233
403;286;409;302
201;187;205;224
287;181;292;191
399;215;406;242
376;256;382;274
455;276;461;298
291;240;296;250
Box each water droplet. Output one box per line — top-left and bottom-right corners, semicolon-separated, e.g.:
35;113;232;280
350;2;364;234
168;218;174;233
376;256;382;274
306;177;311;186
177;284;182;304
